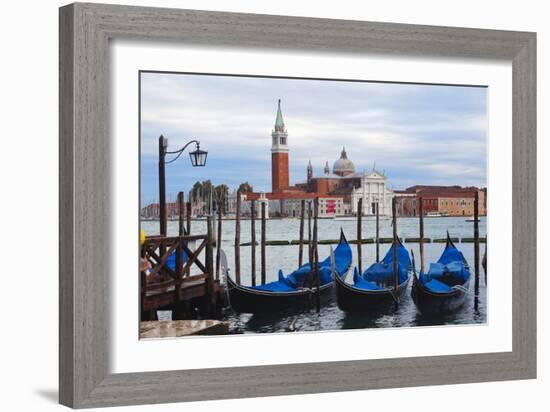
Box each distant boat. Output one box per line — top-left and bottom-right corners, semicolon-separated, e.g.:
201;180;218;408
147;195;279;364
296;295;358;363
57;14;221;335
365;215;391;221
225;230;352;314
333;215;390;221
425;212;448;218
465;217;480;222
333;215;357;221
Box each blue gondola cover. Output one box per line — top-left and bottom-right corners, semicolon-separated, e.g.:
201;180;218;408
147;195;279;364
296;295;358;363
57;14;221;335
419;240;470;293
362;242;410;286
251;237;352;292
166;245;188;270
352;267;384;291
423;278;453;293
254;270;298;292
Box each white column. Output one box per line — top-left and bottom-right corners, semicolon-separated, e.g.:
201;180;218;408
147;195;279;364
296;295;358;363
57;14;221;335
365;180;370;215
361;175;366;216
381;181;385;215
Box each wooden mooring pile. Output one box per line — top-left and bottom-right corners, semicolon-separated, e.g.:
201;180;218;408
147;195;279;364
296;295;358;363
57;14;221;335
232;193;324;312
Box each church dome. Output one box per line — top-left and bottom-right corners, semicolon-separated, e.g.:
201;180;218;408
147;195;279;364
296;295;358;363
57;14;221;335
333;147;355;176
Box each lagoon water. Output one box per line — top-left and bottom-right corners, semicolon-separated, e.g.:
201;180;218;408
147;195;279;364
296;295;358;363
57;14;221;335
142;216;487;332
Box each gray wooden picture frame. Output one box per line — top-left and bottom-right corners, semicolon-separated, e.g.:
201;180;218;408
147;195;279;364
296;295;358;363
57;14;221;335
59;2;536;408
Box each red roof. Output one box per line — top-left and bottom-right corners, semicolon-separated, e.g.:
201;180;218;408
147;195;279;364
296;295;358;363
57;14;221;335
398;185;481;199
405;185;463;193
417;189;477;199
244;191;343;201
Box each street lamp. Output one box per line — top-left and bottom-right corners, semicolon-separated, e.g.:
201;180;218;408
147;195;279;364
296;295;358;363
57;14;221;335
158;135;208;237
189;145;208;167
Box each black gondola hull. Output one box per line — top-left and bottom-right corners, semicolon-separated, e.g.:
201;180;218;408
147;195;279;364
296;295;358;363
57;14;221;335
225;229;352;314
411;276;470;315
335;275;410;312
226;276;335;314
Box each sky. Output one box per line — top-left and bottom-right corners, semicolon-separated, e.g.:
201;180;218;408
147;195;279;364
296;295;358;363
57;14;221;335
140;72;487;206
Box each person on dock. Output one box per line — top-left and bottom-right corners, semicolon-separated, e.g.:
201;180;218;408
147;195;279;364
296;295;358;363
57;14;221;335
140;229;163;283
140;256;152;273
140;255;164;283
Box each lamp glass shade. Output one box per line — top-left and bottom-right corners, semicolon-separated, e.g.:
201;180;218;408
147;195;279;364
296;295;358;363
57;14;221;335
189;148;208;167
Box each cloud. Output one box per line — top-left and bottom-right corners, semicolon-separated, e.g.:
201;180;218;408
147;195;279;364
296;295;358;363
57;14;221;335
140;72;487;204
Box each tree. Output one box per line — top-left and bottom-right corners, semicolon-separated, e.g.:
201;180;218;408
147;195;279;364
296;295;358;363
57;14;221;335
189;181;232;214
191;181;202;200
201;180;213;195
214;184;229;212
238;182;254;194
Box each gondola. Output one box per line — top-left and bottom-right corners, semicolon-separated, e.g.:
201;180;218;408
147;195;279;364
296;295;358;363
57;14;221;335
225;230;352;314
334;239;412;312
166;250;187;270
411;232;471;315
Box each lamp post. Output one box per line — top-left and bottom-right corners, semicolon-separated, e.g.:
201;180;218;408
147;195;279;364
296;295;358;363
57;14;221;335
158;135;208;237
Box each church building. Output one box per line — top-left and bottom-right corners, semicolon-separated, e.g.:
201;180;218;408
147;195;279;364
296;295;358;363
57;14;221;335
238;100;394;217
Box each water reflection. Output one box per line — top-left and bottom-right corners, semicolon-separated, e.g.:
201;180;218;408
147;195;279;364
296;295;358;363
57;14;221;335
224;273;487;333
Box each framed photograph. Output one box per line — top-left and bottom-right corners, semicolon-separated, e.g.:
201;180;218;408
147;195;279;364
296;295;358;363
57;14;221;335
59;3;536;408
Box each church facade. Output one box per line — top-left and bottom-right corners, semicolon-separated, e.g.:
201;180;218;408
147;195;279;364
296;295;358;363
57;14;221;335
350;170;394;216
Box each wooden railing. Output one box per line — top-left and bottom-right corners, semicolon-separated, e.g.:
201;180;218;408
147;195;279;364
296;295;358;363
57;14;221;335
140;233;216;314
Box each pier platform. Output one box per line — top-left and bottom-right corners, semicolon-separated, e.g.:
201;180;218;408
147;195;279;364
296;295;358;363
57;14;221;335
142;233;223;319
140;320;229;339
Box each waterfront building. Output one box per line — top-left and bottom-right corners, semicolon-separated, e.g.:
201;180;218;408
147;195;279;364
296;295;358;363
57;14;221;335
318;197;345;217
141;203;160;219
282;196;345;218
394;185;487;217
140;202;180;219
227;190;251;215
392;191;417;216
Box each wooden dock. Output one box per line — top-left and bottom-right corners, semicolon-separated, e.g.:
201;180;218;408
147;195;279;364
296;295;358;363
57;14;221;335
141;228;223;319
140;320;229;339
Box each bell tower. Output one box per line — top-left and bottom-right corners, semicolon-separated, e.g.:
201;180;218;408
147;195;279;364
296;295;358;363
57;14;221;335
271;99;289;193
307;160;313;183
